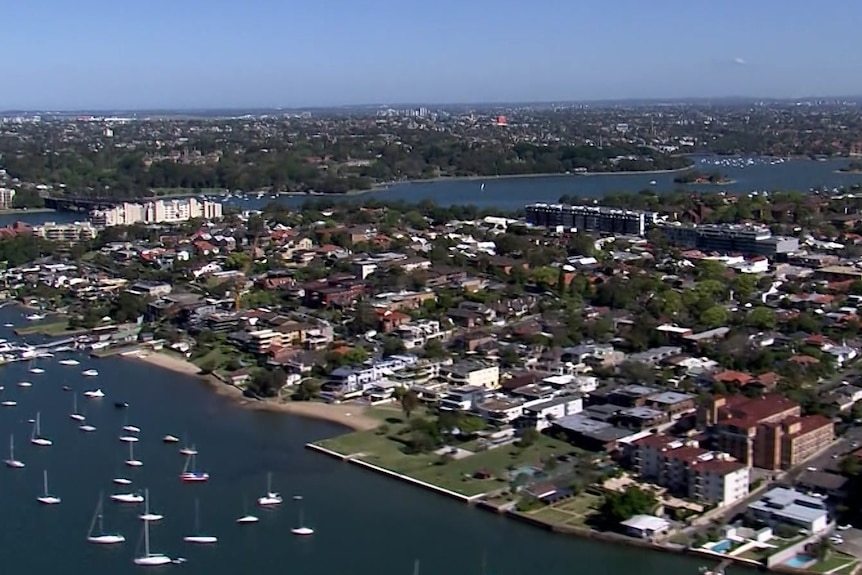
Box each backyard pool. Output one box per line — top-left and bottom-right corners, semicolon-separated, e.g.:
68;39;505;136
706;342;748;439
785;554;816;568
710;540;733;553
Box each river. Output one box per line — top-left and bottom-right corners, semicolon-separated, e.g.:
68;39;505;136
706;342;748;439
2;157;862;229
0;305;716;575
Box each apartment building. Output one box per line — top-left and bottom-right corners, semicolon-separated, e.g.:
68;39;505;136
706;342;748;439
91;198;223;227
33;221;98;243
656;222;799;257
525;203;655;236
747;487;830;534
701;395;835;470
396;320;447;350
632;434;750;507
0;187;15;209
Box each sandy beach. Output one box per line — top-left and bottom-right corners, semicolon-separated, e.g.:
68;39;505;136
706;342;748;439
128;351;380;431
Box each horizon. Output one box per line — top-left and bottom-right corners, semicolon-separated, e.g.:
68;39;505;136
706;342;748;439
4;0;862;109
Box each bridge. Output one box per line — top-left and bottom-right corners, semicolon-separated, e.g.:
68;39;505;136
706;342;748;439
43;197;120;212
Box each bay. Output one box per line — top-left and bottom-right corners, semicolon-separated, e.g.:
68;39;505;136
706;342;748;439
0;305;714;574
2;157;862;230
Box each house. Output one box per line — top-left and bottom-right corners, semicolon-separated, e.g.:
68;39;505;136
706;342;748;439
620;515;670;540
520;395;584;431
127;281;173;297
440;361;500;388
396;320;447;349
439;385;488;411
747;487;830;534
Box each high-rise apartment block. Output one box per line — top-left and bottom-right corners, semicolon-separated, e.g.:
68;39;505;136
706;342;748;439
525;203;657;236
90;198;223;227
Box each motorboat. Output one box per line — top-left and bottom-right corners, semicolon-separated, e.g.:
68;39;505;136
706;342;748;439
1;400;17;407
119;436;139;443
236;514;259;524
79;424;97;432
59;359;80;366
110;492;144;504
84;389;105;398
26;313;46;321
113;478;132;485
123;425;141;433
18;381;32;388
162;435;179;443
82;369;99;377
29;367;45;374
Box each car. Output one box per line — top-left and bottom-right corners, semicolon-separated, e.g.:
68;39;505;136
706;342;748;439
838;524;853;531
807;466;818;472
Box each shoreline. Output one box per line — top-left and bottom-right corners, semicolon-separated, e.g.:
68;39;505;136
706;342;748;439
125;350;380;431
0;207;56;215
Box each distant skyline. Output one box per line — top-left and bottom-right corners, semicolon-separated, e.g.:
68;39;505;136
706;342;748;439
3;0;862;110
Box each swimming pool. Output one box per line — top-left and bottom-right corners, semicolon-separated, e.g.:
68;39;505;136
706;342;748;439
710;539;733;553
785;554;816;568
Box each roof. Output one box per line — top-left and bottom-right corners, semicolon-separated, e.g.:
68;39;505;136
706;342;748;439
620;515;670;532
748;487;828;525
648;391;695;405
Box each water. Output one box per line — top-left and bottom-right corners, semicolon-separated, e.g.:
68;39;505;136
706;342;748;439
0;305;711;574
1;157;861;229
785;554;815;568
710;539;733;553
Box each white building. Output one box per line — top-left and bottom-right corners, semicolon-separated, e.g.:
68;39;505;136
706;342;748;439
747;487;830;534
521;395;584;431
440;361;499;388
33;221;98;243
397;320;447;350
632;434;749;507
0;187;16;209
91;197;223;227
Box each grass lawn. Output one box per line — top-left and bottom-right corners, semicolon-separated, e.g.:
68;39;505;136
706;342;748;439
14;320;89;337
527;492;603;528
812;553;857;574
316;421;575;497
738;547;772;561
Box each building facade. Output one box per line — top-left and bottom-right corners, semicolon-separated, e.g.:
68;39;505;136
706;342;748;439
525;203;655;236
90;198;223;227
656;222;799;256
33;221;98;243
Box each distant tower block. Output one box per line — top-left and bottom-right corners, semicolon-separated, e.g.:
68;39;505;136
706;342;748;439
104;127;114;137
496;115;507;126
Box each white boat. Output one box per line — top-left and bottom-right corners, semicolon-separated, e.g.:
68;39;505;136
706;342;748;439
26;313;46;321
37;470;61;505
257;472;283;506
30;412;52;446
113;477;132;485
4;434;24;468
18;381;32;388
178;439;197;456
180;452;209;482
79;424;97;432
124;442;143;467
138;490;164;522
1;400;16;407
3;323;13;327
58;359;80;366
84;389;105;398
82;369;99;377
70;394;85;421
162;434;179;443
123;425;141;433
87;493;125;544
236;514;259;524
29;367;45;374
133;493;171;566
290;495;314;535
183;499;218;544
110;492;144;503
119;435;139;443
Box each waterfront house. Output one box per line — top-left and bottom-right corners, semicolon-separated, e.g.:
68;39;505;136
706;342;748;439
519;395;584;431
746;487;830;534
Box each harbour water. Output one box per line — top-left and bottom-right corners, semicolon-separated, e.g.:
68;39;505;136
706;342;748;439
2;157;862;230
0;306;715;575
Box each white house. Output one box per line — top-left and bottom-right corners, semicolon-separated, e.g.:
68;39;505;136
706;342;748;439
521;395;584;431
747;487;830;534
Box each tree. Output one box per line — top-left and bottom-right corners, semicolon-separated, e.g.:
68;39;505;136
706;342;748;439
293;379;320;401
599;486;658;525
382;336;406;356
224;251;250;271
400;389;420;419
517;427;540;448
699;306;728;328
840;455;862;477
746;306;777;330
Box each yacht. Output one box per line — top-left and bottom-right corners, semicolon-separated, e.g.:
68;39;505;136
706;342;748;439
124;442;143;467
113;477;132;485
87;493;125;544
18;381;32;388
82;369;99;377
4;434;24;468
290;496;314;536
123;425;141;433
79;423;97;432
84;389;105;398
1;400;17;407
138;490;164;522
119;435;139;443
30;413;52;446
29;367;45;375
133;494;171;566
257;472;283;506
162;434;180;443
179;443;198;456
37;470;61;505
26;313;46;321
183;499;218;544
59;359;80;366
69;394;85;421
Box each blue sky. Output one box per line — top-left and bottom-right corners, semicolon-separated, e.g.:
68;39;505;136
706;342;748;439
3;0;861;109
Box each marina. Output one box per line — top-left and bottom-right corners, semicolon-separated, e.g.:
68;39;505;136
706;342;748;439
0;306;711;575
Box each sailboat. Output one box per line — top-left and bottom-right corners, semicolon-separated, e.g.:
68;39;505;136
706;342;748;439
84;388;105;398
87;493;125;544
70;394;85;421
236;499;259;524
119;433;139;443
133;495;171;566
59;358;80;366
180;453;209;482
162;434;179;443
30;412;52;446
257;472;282;506
138;489;164;521
79;421;97;432
125;442;143;467
4;434;24;468
29;359;45;374
122;410;140;433
113;477;133;485
290;495;314;536
178;437;197;456
37;470;61;504
183;499;218;544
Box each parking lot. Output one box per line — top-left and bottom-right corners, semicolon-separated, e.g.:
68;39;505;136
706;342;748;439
833;528;862;559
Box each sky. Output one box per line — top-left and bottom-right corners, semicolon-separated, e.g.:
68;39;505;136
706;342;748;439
3;0;862;110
